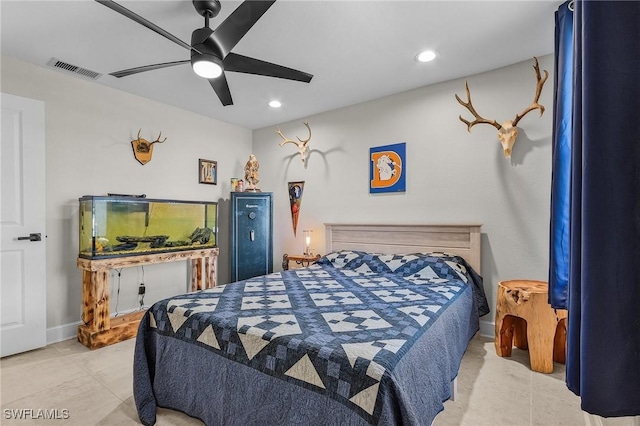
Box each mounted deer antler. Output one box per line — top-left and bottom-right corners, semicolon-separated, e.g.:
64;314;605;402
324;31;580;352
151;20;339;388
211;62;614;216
151;131;167;145
455;57;548;158
131;129;167;165
276;121;312;166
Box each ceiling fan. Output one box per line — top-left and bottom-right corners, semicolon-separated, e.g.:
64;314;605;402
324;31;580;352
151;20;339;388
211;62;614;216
96;0;313;106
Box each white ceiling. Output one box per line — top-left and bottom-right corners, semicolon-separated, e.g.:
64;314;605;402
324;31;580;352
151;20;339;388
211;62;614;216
1;0;559;130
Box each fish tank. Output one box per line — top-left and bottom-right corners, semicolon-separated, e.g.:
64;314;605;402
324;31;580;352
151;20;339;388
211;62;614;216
79;195;217;259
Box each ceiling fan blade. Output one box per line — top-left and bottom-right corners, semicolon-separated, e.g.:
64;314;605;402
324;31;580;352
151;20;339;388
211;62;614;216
110;60;190;78
95;0;197;53
210;1;276;58
224;53;313;83
208;73;233;106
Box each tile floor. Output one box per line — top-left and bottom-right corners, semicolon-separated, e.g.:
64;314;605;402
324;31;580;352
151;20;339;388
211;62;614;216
0;334;586;426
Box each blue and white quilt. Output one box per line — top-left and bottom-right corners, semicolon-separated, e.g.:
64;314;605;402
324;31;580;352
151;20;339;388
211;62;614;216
134;251;489;426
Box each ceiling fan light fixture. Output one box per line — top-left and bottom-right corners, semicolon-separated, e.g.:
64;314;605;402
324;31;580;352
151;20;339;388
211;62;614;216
268;100;282;108
99;0;312;107
415;50;437;63
192;53;223;78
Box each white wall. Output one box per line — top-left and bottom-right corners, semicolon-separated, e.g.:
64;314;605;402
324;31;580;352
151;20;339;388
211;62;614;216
1;56;252;341
1;54;553;341
252;55;554;335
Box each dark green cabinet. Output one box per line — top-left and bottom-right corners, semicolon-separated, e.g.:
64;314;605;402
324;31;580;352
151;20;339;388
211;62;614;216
230;192;273;281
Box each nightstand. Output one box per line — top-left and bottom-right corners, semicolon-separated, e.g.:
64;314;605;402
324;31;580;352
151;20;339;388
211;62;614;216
495;280;567;373
282;253;321;270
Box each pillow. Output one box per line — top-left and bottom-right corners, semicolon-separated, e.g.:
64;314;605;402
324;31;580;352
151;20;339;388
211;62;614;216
386;253;469;281
317;250;489;317
317;251;466;277
315;250;370;269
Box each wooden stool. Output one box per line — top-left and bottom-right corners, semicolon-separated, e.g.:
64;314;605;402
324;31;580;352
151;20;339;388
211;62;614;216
495;280;568;373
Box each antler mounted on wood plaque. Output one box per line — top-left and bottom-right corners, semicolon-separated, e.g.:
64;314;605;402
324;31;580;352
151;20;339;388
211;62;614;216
131;129;166;165
455;57;548;158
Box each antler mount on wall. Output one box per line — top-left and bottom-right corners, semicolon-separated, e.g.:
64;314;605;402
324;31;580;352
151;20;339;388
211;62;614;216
455;57;549;158
131;129;166;165
276;121;312;166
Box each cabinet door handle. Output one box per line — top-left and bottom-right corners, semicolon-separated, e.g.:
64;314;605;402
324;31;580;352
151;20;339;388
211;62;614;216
250;230;255;241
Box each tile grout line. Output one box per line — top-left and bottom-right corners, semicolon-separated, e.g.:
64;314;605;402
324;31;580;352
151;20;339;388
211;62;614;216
530;369;534;426
67;343;137;405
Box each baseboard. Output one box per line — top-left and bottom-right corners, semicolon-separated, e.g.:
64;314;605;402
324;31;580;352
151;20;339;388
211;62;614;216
479;319;493;338
46;307;143;345
46;321;80;344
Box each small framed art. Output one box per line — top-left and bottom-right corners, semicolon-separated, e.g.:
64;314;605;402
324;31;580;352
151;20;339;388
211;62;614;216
199;159;217;185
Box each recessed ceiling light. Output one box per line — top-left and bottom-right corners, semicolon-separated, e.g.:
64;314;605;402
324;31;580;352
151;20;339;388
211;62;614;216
415;50;437;63
268;100;282;108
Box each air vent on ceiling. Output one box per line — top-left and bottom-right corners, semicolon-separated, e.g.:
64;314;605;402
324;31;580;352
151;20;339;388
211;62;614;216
46;58;102;80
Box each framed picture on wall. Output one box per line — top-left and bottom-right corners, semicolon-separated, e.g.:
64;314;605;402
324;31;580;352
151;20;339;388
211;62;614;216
199;159;217;185
369;142;406;193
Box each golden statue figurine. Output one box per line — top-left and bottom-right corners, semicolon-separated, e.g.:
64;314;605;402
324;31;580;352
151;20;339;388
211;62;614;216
244;154;260;191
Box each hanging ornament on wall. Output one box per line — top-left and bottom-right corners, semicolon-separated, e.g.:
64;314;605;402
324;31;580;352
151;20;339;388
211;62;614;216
288;181;305;236
454;57;548;158
131;129;166;165
277;122;312;166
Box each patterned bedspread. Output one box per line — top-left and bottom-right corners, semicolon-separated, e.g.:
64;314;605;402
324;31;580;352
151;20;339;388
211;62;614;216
134;251;488;426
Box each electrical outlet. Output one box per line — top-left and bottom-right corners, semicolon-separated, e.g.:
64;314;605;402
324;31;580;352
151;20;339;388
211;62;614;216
138;284;145;295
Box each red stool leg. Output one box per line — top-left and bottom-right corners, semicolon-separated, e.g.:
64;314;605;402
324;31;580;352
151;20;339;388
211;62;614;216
495;314;518;357
554;318;567;364
513;317;528;350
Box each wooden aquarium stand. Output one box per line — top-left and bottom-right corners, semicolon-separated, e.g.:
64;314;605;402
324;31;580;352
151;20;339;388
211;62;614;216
77;247;218;350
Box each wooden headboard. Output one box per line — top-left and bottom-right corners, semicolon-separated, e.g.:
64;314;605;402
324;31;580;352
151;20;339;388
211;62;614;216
325;224;482;274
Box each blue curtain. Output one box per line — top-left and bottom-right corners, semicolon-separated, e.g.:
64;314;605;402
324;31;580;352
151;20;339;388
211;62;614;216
548;1;573;309
563;0;640;416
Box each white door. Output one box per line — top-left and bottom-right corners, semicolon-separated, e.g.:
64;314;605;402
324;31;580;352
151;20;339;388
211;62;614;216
1;93;46;357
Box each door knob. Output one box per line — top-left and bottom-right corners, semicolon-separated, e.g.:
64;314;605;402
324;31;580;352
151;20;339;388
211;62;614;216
17;233;41;242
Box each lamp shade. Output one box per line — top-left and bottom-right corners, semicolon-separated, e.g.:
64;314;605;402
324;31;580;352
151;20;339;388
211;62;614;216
303;230;312;255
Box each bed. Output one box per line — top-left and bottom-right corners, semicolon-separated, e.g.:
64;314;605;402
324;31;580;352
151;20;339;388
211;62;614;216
134;224;489;426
